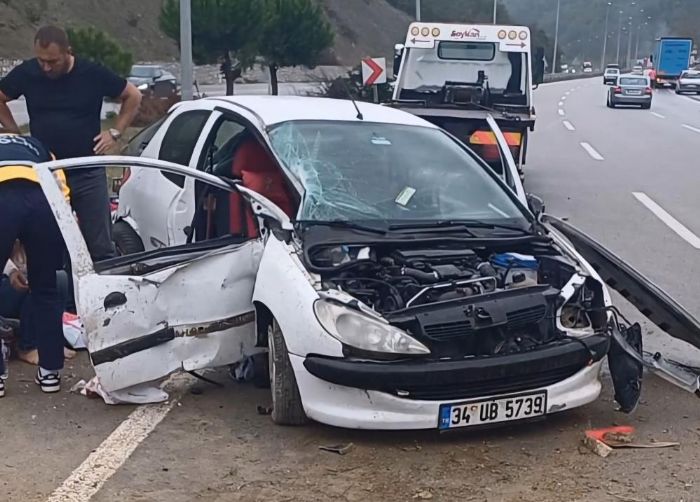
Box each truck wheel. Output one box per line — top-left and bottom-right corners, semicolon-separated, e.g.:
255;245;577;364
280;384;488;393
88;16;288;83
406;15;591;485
112;221;145;256
268;320;307;425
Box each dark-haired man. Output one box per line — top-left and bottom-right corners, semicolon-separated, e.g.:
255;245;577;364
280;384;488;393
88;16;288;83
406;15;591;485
0;25;142;261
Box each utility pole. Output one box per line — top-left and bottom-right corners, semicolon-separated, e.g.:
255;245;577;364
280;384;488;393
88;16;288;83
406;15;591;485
635;24;641;61
180;0;193;100
493;0;498;24
552;0;561;74
415;0;421;21
601;2;611;68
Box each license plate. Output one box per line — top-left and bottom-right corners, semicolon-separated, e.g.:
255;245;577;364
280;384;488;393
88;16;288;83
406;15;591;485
627;90;642;95
438;391;547;430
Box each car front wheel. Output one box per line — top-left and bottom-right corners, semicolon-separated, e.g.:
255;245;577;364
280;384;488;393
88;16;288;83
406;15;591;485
268;319;307;425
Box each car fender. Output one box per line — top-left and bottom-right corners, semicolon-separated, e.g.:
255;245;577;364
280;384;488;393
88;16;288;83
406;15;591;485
543;215;700;351
253;234;343;358
112;214;140;236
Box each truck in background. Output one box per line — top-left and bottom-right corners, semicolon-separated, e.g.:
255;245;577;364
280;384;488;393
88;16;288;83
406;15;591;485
651;37;693;88
390;23;545;181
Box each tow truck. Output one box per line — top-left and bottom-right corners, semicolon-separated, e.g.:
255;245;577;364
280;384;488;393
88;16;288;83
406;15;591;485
389;23;545;180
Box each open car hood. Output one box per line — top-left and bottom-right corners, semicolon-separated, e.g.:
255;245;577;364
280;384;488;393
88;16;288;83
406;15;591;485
543;215;700;351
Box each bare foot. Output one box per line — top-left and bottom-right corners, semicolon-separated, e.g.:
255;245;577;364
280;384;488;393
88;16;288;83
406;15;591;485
64;347;77;360
18;349;39;366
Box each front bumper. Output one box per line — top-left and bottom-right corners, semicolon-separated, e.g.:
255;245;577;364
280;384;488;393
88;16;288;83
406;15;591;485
294;335;609;430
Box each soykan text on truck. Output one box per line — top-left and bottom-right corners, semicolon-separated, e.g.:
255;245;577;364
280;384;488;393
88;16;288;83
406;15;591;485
389;23;545;181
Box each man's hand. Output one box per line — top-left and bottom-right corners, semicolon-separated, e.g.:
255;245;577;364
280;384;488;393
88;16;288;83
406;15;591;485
9;270;29;292
93;130;117;155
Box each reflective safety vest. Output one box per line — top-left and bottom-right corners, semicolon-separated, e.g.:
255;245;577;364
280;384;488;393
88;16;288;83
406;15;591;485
0;134;70;200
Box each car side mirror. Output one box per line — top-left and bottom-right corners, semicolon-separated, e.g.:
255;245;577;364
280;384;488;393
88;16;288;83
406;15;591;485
533;47;545;86
527;193;545;219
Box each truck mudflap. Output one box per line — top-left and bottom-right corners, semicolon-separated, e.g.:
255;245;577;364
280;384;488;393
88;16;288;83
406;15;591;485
543;215;700;399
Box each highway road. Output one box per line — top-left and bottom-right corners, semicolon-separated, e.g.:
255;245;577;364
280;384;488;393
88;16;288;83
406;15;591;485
3;77;700;502
526;76;700;364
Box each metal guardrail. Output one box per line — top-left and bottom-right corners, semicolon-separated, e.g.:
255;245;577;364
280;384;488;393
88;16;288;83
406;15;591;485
543;72;604;83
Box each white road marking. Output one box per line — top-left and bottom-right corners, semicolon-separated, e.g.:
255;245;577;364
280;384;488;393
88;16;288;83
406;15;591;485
580;142;604;161
558;109;565;116
682;124;700;134
651;112;666;119
47;378;190;502
562;96;567;100
563;120;576;131
565;91;571;95
633;192;700;249
558;101;565;107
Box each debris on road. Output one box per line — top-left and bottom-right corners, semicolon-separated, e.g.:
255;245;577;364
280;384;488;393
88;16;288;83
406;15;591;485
68;379;87;394
257;405;273;415
319;443;355;455
583;426;680;456
413;490;433;500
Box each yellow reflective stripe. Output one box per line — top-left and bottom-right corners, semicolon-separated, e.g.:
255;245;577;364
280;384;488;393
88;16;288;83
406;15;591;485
0;165;71;201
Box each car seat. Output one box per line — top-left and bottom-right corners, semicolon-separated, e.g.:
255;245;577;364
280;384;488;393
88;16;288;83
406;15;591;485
228;133;295;238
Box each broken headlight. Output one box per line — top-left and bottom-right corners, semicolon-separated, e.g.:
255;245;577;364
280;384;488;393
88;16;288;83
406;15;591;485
313;300;430;355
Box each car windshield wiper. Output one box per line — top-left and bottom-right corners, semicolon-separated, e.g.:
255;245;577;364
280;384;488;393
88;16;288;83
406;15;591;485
389;220;531;234
294;220;388;235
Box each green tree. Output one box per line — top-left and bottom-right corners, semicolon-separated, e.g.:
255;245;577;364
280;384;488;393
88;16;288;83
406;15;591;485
67;27;134;77
160;0;264;96
259;0;334;95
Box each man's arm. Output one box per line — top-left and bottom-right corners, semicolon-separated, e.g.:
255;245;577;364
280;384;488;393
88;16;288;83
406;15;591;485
0;90;21;134
93;82;142;155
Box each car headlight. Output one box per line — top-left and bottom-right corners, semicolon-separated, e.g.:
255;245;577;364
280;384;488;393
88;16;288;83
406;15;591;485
313;300;430;355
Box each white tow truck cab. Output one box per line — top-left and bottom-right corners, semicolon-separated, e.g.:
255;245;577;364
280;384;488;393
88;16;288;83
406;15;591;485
389;23;545;179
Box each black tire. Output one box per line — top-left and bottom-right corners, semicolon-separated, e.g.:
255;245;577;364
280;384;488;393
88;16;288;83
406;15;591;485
112;221;145;256
268;320;307;425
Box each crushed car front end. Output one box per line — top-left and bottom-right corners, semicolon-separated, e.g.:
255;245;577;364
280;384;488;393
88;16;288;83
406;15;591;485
281;226;613;430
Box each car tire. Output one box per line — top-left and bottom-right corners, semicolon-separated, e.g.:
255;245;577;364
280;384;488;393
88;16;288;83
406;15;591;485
112;221;145;256
268;319;307;426
675;90;681;95
642;103;651;109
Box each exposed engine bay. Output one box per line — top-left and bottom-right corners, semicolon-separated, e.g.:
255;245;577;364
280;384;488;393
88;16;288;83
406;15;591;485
306;242;605;358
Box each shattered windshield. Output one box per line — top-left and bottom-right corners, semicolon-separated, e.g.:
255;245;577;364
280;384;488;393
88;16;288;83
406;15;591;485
268;121;527;225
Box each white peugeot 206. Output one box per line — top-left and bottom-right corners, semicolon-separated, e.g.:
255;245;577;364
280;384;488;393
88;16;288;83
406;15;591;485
33;96;700;430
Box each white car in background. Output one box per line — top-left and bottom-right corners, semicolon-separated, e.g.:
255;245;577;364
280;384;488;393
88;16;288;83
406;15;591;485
33;96;700;430
676;70;700;94
603;67;620;85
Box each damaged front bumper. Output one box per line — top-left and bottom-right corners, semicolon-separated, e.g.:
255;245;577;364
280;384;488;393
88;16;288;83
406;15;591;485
291;353;604;430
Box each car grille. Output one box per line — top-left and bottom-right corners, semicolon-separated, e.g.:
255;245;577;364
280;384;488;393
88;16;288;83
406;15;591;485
423;305;546;342
395;363;581;401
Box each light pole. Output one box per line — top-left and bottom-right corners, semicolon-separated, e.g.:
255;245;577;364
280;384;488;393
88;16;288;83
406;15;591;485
415;0;421;21
616;9;623;65
493;0;498;24
601;1;612;68
180;0;193;100
552;0;561;74
627;18;633;66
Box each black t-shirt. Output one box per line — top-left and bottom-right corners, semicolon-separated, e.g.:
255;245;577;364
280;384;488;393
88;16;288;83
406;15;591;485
0;58;126;159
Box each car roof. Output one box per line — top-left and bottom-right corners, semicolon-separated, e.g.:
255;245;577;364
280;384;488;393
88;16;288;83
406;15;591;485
203;95;439;128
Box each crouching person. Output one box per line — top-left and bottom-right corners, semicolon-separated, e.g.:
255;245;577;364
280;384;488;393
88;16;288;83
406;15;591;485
0;133;68;397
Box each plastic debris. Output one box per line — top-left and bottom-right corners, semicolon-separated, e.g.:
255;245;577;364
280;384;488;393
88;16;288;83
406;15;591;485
583;426;680;456
80;376;169;404
319;443;355;455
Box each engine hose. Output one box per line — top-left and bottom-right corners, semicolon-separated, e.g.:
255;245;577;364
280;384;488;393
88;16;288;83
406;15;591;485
401;267;440;283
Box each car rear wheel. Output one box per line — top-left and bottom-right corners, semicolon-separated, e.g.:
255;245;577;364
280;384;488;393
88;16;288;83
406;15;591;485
268;319;307;425
641;103;651;109
112;221;145;256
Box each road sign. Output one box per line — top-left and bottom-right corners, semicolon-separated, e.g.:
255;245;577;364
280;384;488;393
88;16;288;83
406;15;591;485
362;57;387;86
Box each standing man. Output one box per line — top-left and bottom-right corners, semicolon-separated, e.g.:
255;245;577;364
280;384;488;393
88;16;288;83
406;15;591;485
0;25;142;261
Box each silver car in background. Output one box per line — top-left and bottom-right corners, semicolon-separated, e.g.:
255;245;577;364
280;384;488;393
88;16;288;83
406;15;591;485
607;75;652;109
676;70;700;95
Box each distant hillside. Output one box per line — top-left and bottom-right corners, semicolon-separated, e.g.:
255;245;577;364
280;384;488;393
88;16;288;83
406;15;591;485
0;0;413;67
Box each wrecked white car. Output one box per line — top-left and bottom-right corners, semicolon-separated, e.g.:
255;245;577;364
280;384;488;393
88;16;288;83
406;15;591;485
34;97;700;430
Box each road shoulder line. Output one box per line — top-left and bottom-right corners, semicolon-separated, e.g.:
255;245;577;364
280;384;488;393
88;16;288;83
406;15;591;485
633;192;700;249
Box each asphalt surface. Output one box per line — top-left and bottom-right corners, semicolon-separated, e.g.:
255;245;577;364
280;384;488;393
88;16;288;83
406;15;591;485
2;76;700;502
